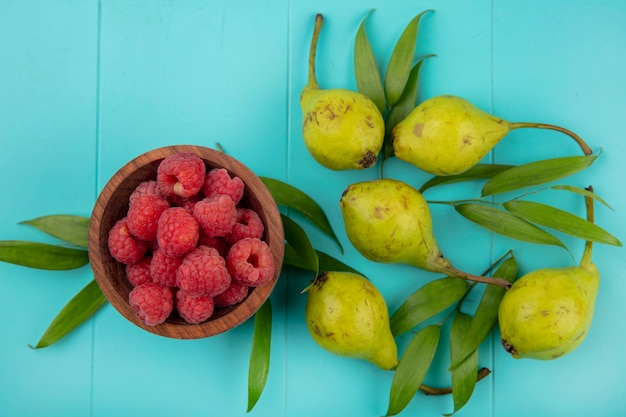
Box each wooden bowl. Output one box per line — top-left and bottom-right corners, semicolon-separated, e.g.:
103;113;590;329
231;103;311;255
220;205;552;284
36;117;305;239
88;145;284;339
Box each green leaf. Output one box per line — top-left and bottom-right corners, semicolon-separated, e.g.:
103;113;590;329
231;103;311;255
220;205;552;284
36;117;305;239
0;240;89;270
248;299;272;412
281;215;319;275
386;325;440;416
419;164;514;193
32;279;107;348
482;155;598;196
260;177;343;253
384;10;433;106
383;56;434;161
390;277;468;336
504;200;622;246
354;9;385;114
19;215;90;248
551;185;614;210
449;257;518;370
455;204;566;248
446;313;478;416
317;250;364;276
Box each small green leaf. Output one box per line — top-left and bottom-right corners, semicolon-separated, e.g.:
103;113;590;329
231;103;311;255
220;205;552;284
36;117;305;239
384;10;433;106
0;240;89;270
449;257;518;370
20;215;90;248
383;56;434;161
390;277;468;336
482;154;598;196
504;200;622;246
386;325;440;416
281;215;319;275
260;177;343;253
455;204;566;248
419;164;514;193
32;279;107;348
248;299;272;412
317;251;364;276
551;185;614;210
354;9;386;114
446;313;478;416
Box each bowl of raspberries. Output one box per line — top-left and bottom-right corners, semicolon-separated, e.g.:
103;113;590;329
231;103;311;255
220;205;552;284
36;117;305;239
88;145;284;339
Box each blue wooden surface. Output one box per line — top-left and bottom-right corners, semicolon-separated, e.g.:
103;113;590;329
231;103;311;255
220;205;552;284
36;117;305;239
1;1;625;416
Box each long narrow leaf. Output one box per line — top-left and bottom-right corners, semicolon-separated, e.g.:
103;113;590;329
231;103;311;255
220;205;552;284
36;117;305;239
281;215;319;275
504;200;622;246
32;279;107;348
390;277;468;336
454;204;566;248
386;325;440;416
260;177;343;253
384;10;433;106
354;9;385;114
20;215;90;248
419;164;514;193
449;257;518;370
317;251;364;276
383;56;434;160
447;313;478;416
0;240;89;270
551;185;613;210
248;299;272;412
482;155;598;196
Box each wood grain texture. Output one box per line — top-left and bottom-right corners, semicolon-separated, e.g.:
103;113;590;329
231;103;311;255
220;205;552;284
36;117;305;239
88;145;284;339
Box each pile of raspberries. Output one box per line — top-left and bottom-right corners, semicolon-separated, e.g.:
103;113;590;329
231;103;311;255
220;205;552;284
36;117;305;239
107;152;275;326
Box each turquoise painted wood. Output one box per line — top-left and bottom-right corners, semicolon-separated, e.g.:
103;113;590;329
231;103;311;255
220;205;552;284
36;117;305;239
1;1;625;416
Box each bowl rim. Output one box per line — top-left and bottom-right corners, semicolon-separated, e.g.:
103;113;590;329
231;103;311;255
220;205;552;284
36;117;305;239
88;144;284;339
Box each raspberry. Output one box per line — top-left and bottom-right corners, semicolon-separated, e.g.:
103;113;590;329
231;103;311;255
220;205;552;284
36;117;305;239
108;217;148;264
129;283;173;326
157;207;200;258
168;194;202;215
193;195;237;237
176;291;215;324
150;248;183;287
226;238;275;287
126;194;170;241
157;153;206;198
213;281;249;307
203;168;245;205
176;246;231;296
198;234;230;258
226;208;264;244
125;256;153;287
129;180;164;205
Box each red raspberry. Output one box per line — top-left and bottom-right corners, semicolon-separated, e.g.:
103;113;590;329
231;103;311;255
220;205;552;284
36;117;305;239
150;248;183;287
168;194;202;215
226;208;265;244
176;291;215;324
198;234;230;258
203;168;245;205
129;283;173;326
129;180;164;205
176;246;231;297
213;281;249;307
157;153;206;198
226;238;275;287
193;195;237;238
108;217;148;264
125;256;153;287
126;194;170;241
157;207;200;258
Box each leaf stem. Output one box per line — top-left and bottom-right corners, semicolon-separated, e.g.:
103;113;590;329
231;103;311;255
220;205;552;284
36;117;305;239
581;185;595;267
508;122;592;156
419;368;492;396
